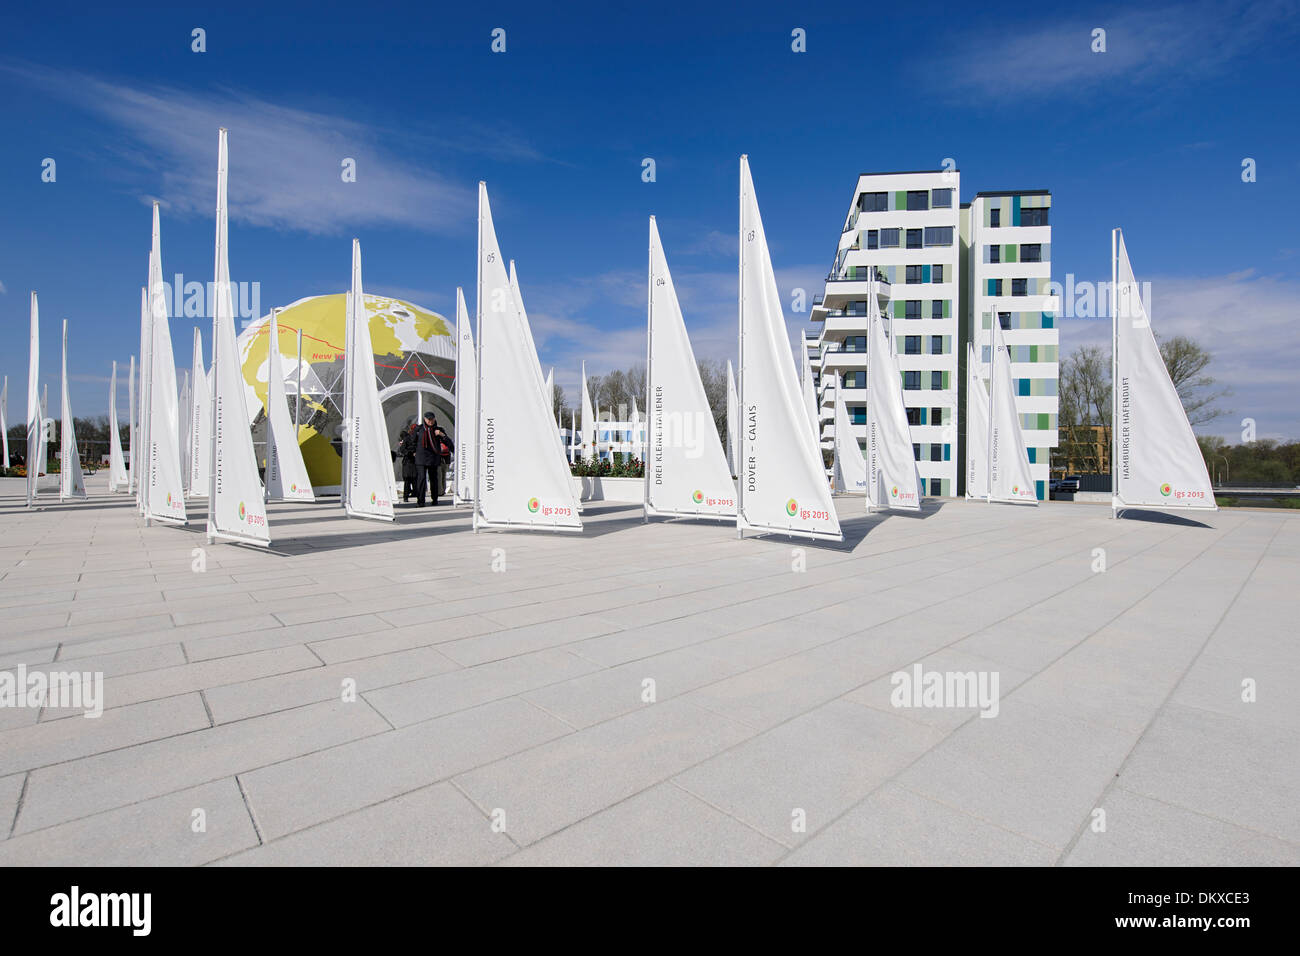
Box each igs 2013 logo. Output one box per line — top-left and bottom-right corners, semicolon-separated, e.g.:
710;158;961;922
785;498;798;516
1160;482;1172;497
692;490;704;504
890;485;899;498
527;497;540;513
237;501;246;520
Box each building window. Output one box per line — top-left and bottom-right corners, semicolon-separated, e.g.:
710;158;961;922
923;226;953;247
1021;207;1049;227
1012;278;1028;296
905;300;921;320
906;190;929;211
880;228;900;249
932;188;953;208
999;311;1011;330
906;229;923;249
866;229;879;250
904;335;921;355
930;299;943;319
859;192;888;212
1021;243;1042;263
930;444;942;462
930;335;943;354
906;407;922;426
931;370;943;390
991;279;1003;296
990;207;1000;227
843;371;866;389
850;406;866;425
845;335;866;352
912;443;922;461
904;371;921;391
932;264;944;282
905;265;923;284
988;244;1000;264
931;406;943;424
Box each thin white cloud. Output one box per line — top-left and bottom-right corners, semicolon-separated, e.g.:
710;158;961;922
934;1;1299;99
3;61;481;235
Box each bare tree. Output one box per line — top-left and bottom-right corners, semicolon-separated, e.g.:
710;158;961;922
1158;335;1230;426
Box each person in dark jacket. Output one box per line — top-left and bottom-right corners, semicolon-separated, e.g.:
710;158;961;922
413;412;445;507
398;423;417;502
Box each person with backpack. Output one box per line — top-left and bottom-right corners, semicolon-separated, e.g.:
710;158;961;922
397;422;418;502
413;411;448;507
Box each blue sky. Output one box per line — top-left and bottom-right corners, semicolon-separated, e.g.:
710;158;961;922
2;0;1298;440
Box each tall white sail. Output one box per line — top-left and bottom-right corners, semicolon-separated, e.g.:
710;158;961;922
108;361;128;491
725;359;739;475
579;362;596;460
988;320;1038;504
736;156;841;541
832;382;867;493
137;285;150;514
544;367;554;416
264;308;315;501
178;369;191;494
341;239;395;521
188;328;210;499
645;217;736;520
800;332;819;445
964;342;989;499
39;383;51;495
207;129;269;543
25;293;40;506
473;182;581;532
865;288;922;512
145;203;188;525
1112;230;1215;512
453;287;476;505
1;376;8;471
127;354;136;494
59;320;87;501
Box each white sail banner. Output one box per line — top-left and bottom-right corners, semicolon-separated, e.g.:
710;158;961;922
453;287;476;505
1;377;9;473
965;342;989;499
801;332;819;445
474;182;581;532
645;217;735;519
1113;231;1216;511
544;367;554;416
127;355;136;494
145;206;187;524
189;329;211;499
137;284;150;514
178;370;191;494
736;156;841;540
341;239;396;521
866;299;922;512
207;131;269;543
26;293;40;505
59;321;87;500
264;309;315;501
726;359;739;474
580;362;595;459
109;362;128;491
832;383;867;493
989;321;1039;504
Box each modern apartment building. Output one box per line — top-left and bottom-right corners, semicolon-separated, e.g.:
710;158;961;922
960;191;1058;499
810;170;961;497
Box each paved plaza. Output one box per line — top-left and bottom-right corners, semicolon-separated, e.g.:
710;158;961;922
1;474;1296;866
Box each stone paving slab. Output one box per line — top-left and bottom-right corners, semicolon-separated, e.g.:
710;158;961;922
1;474;1296;865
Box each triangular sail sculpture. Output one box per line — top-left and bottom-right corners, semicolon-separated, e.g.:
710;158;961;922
645;216;736;520
137;286;149;514
26;293;41;506
207;129;268;543
127;355;136;494
264;308;315;501
580;362;596;460
108;361;128;491
188;329;210;498
473;182;582;532
453;287;476;506
145;203;188;525
725;359;739;475
832;382;867;493
964;342;989;500
736;156;841;541
988;321;1038;504
1112;230;1216;513
341;239;395;521
544;367;554;419
59;320;87;501
178;370;191;494
865;286;922;512
1;376;8;471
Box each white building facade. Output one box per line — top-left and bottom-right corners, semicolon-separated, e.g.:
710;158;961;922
960;191;1058;499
